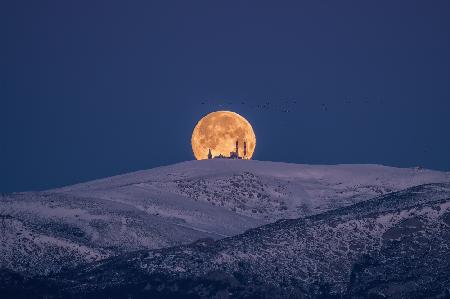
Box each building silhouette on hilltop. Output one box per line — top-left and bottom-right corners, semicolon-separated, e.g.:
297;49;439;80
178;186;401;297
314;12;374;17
207;140;248;159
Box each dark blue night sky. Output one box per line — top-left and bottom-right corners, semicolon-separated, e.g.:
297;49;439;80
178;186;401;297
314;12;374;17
1;0;450;192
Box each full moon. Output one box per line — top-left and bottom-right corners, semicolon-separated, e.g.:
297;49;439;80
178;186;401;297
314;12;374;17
191;111;256;160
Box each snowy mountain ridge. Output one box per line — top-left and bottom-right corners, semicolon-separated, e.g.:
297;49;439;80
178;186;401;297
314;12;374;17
54;160;450;220
1;160;449;276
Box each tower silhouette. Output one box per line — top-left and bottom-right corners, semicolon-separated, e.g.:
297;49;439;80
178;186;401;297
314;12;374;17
243;141;247;158
207;148;212;159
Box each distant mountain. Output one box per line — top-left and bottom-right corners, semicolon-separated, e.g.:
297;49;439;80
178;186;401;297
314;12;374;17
3;183;450;298
1;160;449;276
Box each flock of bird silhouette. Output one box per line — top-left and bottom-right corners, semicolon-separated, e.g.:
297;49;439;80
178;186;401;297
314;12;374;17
200;96;385;113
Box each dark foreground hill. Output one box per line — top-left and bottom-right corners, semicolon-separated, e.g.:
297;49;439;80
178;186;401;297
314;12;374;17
2;183;450;298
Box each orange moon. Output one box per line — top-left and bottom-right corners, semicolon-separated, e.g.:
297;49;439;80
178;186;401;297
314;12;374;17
191;111;256;160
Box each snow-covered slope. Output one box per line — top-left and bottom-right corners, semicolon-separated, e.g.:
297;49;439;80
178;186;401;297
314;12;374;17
56;160;450;220
1;160;449;275
46;183;450;298
5;183;450;298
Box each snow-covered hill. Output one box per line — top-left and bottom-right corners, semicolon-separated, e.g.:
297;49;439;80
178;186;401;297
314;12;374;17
1;160;449;275
56;160;450;220
4;183;450;298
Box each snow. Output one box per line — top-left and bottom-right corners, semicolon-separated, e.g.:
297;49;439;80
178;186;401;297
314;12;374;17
1;160;449;275
54;160;450;221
